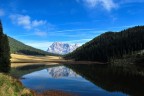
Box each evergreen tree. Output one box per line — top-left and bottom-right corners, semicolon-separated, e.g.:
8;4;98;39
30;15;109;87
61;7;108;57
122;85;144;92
64;26;144;62
0;20;11;73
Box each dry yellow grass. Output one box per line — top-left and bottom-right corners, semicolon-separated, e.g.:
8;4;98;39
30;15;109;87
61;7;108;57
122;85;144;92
0;73;33;96
11;54;71;67
11;54;105;68
11;54;64;63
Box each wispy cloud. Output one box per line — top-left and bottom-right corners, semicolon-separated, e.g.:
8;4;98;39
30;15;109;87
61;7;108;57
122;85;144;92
0;9;5;16
12;24;137;39
11;27;103;38
12;34;35;38
32;20;46;27
77;0;117;11
12;28;100;38
47;29;99;38
9;14;46;29
12;32;48;37
19;24;139;50
49;28;99;33
9;14;55;37
10;14;31;29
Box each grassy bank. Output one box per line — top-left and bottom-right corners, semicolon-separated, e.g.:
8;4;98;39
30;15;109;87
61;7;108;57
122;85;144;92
11;54;64;64
0;73;33;96
11;54;105;66
0;73;77;96
1;54;105;96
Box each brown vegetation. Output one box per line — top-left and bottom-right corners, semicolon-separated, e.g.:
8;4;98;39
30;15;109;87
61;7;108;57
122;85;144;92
11;54;105;68
36;90;77;96
0;73;33;96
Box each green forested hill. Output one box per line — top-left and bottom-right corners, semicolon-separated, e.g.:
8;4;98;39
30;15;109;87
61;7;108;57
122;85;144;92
64;26;144;62
8;37;56;56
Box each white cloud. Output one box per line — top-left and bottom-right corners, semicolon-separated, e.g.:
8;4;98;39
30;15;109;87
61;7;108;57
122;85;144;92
100;0;117;11
78;0;117;11
9;14;47;29
32;20;46;27
0;9;5;16
17;15;31;29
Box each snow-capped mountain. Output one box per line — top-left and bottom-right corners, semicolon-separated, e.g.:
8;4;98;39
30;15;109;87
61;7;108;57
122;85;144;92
47;42;80;54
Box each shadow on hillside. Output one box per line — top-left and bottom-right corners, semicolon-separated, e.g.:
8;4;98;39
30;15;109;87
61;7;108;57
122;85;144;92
18;50;46;56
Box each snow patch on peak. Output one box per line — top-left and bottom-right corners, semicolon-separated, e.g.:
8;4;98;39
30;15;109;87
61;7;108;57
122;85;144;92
47;42;80;54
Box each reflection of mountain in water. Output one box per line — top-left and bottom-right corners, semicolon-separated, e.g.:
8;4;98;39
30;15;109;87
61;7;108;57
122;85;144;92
47;66;78;78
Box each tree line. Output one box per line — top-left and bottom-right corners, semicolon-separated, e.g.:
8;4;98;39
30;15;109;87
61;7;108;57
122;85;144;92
64;26;144;62
0;20;10;73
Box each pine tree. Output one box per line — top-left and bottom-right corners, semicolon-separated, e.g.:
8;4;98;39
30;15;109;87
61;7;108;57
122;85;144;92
0;20;11;73
64;26;144;62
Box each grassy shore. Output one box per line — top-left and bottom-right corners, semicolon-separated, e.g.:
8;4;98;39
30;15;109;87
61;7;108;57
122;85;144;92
0;73;33;96
0;73;77;96
0;54;80;96
11;54;105;67
0;54;105;96
11;54;65;65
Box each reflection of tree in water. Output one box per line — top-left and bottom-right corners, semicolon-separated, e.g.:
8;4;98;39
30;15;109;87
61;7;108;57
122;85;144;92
65;64;144;96
47;66;78;78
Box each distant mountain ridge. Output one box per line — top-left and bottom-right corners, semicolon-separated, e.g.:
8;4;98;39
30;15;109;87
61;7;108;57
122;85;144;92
8;37;57;56
47;42;80;54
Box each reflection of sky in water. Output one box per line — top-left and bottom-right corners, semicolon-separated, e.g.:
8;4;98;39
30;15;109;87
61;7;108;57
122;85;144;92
21;66;127;96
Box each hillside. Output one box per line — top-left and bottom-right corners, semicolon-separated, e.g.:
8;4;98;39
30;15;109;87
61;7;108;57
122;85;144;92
8;37;57;56
64;26;144;63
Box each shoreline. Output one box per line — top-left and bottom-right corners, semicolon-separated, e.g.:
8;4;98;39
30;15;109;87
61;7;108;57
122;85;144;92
0;73;77;96
11;54;106;68
10;54;92;96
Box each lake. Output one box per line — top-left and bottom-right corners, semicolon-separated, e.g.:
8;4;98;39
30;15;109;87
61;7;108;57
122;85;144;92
20;64;144;96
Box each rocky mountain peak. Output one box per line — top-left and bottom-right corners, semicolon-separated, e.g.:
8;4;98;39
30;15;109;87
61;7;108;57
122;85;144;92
47;42;80;54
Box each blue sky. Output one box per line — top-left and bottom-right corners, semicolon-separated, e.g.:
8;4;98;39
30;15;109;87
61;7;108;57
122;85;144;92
0;0;144;50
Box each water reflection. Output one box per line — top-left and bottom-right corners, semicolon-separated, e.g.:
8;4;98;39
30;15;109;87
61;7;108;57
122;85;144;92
21;65;127;96
66;64;144;96
47;66;78;78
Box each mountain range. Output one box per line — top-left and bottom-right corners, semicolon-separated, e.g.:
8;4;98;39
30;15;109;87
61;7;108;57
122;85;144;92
47;42;80;54
8;36;79;56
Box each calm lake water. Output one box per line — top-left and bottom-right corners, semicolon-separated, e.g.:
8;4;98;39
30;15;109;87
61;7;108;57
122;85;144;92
21;64;144;96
